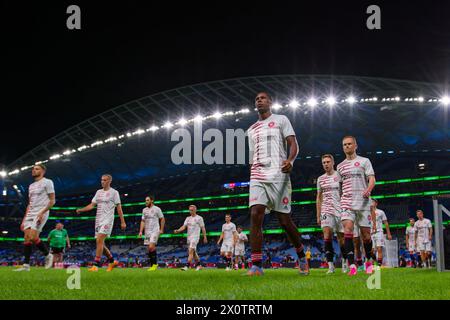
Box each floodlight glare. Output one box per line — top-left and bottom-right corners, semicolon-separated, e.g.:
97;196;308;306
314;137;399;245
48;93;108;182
307;98;318;108
289;100;300;109
347;96;356;104
441;96;450;106
272;103;282;110
326;96;336;106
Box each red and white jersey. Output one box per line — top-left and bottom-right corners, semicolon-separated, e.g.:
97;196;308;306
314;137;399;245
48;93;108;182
374;209;387;233
92;188;121;226
247;114;296;183
235;232;248;251
141;205;164;234
317;171;341;216
221;222;237;244
405;225;416;244
414;218;432;243
337;155;375;211
28;178;55;215
183;215;205;239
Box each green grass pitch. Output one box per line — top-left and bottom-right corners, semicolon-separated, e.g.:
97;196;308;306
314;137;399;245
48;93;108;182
0;267;449;300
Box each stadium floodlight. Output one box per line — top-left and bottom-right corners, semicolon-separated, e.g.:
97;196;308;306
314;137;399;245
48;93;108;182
272;103;282;110
177;118;188;126
346;96;356;104
163;121;174;129
133;129;145;135
289;99;300;109
307;97;318;108
440;96;450;106
418;96;424;102
0;171;7;178
212;112;222;119
373;97;378;101
395;96;401;102
50;154;61;160
2;188;6;196
325;96;336;107
149;126;159;132
2;231;7;234
240;108;250;114
13;185;18;190
194;115;204;122
8;169;19;175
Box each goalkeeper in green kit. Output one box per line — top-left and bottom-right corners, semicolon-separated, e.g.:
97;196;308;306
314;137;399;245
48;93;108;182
47;222;71;268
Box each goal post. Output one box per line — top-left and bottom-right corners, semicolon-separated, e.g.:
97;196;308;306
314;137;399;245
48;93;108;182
433;195;450;272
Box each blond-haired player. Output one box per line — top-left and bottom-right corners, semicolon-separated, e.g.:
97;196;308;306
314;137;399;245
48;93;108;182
76;174;126;271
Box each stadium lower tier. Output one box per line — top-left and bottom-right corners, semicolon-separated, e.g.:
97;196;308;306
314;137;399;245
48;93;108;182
0;230;435;268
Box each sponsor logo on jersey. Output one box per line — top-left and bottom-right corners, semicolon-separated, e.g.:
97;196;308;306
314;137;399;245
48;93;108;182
268;122;275;128
354;162;360;167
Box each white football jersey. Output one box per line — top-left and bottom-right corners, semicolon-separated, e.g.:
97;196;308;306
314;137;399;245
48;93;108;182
92;188;121;226
337;155;375;211
374;209;387;233
235;232;248;251
247;114;296;183
414;218;432;243
142;205;164;233
28;178;55;215
183;215;205;238
406;225;416;244
222;222;237;243
317;171;342;216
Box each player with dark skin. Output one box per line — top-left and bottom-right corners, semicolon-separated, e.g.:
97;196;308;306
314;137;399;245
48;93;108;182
248;92;308;275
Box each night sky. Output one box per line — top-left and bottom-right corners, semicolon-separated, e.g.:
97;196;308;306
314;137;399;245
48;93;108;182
1;1;450;166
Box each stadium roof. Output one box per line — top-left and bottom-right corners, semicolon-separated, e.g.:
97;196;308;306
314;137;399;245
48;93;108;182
3;74;450;195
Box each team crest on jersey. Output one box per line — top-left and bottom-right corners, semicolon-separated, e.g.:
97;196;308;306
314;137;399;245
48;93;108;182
268;122;275;128
282;197;289;205
354;162;360;167
334;177;339;182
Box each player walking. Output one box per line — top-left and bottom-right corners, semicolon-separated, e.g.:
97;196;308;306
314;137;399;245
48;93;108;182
371;199;392;267
76;174;126;272
414;210;433;268
217;214;238;271
247;92;308;276
174;205;207;271
138;195;165;271
316;154;345;274
234;226;248;269
337;136;377;276
47;222;70;268
405;218;417;267
14;164;55;271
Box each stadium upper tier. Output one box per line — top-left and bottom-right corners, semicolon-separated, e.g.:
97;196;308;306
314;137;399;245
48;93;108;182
2;74;450;196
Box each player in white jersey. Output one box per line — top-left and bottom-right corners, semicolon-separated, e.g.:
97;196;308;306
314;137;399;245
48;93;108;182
246;92;308;276
76;174;126;272
217;214;238;271
14;164;55;272
414;210;433;268
316;154;346;274
138;195;165;271
371;199;392;267
234;226;248;269
405;218;417;267
174;205;207;271
337;136;377;276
